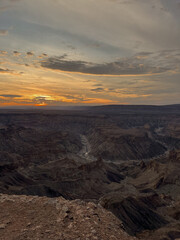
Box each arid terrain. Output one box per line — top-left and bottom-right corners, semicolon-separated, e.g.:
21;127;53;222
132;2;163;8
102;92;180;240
0;194;136;240
0;105;180;239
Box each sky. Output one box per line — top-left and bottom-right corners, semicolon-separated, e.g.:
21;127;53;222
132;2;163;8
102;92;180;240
0;0;180;107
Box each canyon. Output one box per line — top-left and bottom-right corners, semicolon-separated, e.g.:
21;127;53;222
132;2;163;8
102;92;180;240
0;105;180;239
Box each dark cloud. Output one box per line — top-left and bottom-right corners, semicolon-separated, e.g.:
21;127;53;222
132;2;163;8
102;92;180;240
13;51;21;56
135;52;153;56
90;86;153;97
26;51;34;56
91;88;105;92
38;53;48;58
62;95;86;101
41;54;170;76
0;68;13;73
93;84;103;87
0;95;22;98
91;87;121;94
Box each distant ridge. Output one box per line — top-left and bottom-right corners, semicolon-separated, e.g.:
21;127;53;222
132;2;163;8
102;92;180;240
0;104;179;116
87;104;180;114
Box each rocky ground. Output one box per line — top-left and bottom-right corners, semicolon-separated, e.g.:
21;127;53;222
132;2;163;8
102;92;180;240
0;194;135;240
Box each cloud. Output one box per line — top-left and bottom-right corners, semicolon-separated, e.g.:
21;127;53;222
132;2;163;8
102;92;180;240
0;95;22;98
0;68;23;75
41;54;170;76
58;95;116;104
0;68;13;73
90;86;152;99
26;51;34;57
14;94;116;106
38;53;48;59
0;30;8;36
13;51;21;56
91;88;105;92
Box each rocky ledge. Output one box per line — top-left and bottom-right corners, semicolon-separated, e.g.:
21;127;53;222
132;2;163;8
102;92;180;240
0;194;136;240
